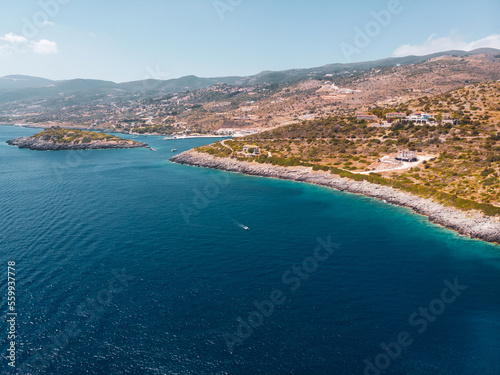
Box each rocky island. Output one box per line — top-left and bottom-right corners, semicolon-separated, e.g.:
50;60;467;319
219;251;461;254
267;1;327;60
7;127;147;151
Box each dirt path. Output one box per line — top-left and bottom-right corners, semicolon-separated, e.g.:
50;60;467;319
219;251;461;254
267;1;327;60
221;139;233;152
355;154;436;175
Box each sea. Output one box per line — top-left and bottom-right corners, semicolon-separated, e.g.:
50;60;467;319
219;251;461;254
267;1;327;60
1;126;499;375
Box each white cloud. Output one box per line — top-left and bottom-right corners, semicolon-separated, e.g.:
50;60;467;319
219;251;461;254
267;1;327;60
0;33;28;55
0;33;58;55
32;39;58;54
41;20;55;27
0;33;28;44
392;34;500;57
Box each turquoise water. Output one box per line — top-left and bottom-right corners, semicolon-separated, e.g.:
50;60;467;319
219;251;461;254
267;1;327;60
0;126;499;374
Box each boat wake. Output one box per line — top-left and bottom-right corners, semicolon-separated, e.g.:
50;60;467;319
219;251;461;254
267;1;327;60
233;220;249;230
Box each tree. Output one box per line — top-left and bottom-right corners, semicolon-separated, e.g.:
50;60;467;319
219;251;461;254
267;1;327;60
435;113;443;124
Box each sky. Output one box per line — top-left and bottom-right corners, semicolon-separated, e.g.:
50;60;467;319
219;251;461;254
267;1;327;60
0;0;499;83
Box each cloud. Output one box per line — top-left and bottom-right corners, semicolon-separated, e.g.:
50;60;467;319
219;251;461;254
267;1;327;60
32;39;58;54
392;34;500;57
0;33;58;55
0;33;28;55
0;33;28;44
41;20;55;27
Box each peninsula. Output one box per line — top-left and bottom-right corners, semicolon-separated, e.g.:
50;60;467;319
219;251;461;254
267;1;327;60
6;127;147;151
170;80;500;244
171;150;500;244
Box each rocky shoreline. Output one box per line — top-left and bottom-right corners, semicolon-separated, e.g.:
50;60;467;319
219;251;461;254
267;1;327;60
7;137;147;151
171;150;500;244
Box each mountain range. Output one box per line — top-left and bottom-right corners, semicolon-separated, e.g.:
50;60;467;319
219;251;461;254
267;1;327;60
1;48;499;103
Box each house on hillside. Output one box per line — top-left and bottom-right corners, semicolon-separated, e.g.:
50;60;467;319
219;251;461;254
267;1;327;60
407;112;434;124
356;112;379;122
442;118;460;125
386;112;406;123
243;145;260;156
396;150;417;162
386;112;406;119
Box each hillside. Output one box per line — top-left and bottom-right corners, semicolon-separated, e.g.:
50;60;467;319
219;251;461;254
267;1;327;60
195;81;500;216
0;50;499;135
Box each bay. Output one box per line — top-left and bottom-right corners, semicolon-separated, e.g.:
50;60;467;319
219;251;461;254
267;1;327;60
1;126;499;375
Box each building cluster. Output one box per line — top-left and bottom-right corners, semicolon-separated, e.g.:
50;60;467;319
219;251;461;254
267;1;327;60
215;128;259;137
356;111;458;126
319;82;362;95
404;112;433;124
386;112;405;119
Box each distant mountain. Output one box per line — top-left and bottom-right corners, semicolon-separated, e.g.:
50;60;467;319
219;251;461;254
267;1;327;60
0;75;54;90
55;78;120;91
244;48;500;85
118;75;241;92
1;48;498;102
0;78;124;103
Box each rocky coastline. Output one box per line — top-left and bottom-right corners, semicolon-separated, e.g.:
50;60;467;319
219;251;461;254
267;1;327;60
171;150;500;244
7;137;147;151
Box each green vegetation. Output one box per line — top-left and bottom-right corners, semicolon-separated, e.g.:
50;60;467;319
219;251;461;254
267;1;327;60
120;124;176;135
325;168;500;217
33;127;130;144
196;142;232;157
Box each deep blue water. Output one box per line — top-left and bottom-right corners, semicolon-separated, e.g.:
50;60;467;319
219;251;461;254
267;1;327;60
0;126;499;375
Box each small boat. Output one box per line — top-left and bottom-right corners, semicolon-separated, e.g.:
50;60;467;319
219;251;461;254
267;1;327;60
149;148;157;151
171;148;178;152
234;220;249;230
